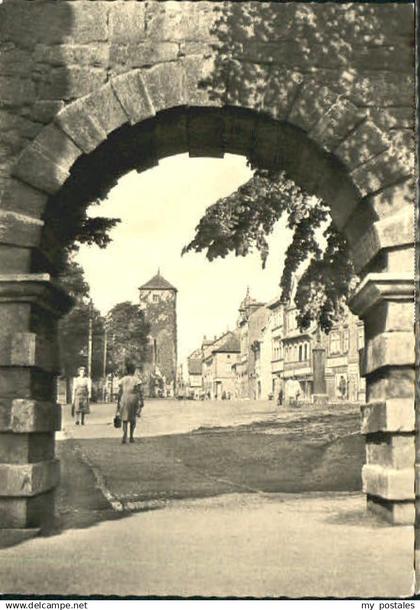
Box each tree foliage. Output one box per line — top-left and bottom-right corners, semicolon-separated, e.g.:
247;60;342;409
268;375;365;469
106;302;150;374
57;257;105;379
183;169;356;333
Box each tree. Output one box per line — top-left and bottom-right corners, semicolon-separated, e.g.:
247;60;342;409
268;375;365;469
106;302;150;374
57;256;105;382
183;169;356;333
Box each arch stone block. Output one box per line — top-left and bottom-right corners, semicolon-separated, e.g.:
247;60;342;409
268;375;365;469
111;70;155;125
12;145;70;195
55;100;108;154
288;83;340;133
81;82;129;136
142;63;186;113
309;98;364;152
335;120;389;169
0;1;415;544
262;68;303;121
351;149;412;197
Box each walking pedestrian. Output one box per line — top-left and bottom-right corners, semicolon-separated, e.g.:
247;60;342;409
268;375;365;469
72;365;91;426
116;362;144;444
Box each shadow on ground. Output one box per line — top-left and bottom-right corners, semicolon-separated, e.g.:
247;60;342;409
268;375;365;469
46;426;364;538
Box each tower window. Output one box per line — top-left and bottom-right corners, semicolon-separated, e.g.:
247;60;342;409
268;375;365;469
153;294;159;302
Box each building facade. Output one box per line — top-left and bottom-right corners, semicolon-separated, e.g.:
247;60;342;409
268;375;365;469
323;306;366;402
138;271;177;396
267;296;285;401
186;348;203;399
233;289;269;399
202;331;240;399
186;281;365;405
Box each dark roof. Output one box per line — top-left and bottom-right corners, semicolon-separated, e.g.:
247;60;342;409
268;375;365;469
188;359;202;375
212;332;240;354
139;272;177;291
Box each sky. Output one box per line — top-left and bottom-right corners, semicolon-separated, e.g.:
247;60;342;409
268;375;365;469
76;153;293;365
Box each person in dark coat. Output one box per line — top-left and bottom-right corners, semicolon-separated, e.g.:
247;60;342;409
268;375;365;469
116;362;144;444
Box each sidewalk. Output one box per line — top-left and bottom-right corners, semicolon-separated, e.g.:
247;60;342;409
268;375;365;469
0;492;414;598
0;401;413;598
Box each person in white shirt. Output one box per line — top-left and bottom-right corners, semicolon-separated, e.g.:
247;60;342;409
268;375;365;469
72;366;92;426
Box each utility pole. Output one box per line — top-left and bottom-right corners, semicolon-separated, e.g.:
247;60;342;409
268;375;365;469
102;324;108;401
87;299;93;379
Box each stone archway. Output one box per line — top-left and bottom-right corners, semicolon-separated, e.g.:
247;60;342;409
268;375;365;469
0;2;415;550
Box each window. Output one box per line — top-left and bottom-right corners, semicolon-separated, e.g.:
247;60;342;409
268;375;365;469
304;343;308;361
343;328;350;353
357;326;365;350
288;311;296;331
153;294;159;303
329;331;341;355
298;345;303;361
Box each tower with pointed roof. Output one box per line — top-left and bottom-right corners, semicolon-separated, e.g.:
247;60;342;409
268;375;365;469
139;270;177;396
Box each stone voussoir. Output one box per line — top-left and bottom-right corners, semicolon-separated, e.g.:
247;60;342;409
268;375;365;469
11;144;69;195
11;123;83;196
309;97;365;153
334;119;390;170
81;82;129;137
110;70;155;125
0;459;60;497
287;82;341;133
262;68;304;121
30;123;82;171
142;62;187;114
351;148;412;198
182;55;221;109
55;99;108;154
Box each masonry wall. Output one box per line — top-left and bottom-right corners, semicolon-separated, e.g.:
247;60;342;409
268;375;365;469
0;0;415;552
0;1;414;204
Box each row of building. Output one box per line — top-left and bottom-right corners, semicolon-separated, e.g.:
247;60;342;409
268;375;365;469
185;278;366;404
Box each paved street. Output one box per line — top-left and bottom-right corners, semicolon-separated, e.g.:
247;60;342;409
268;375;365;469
0;400;414;597
59;400;364;509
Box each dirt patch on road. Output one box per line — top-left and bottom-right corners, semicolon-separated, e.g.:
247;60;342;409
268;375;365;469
63;428;364;509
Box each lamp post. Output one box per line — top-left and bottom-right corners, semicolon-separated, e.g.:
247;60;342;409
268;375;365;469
312;326;328;405
87;298;93;379
102;323;108;401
